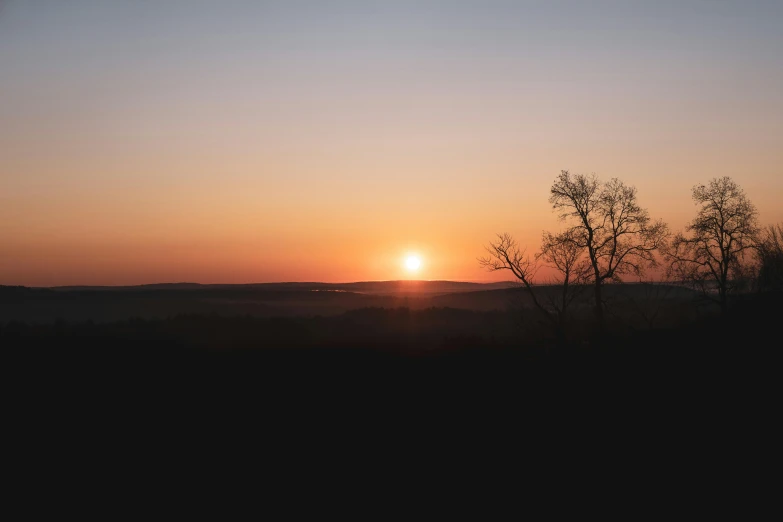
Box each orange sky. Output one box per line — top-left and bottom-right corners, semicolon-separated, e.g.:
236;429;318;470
1;2;782;286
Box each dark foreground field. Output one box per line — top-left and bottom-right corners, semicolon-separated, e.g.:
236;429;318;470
4;285;781;495
4;283;780;405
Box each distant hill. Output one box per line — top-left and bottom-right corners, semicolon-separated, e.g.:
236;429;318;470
44;280;523;295
0;281;700;324
1;281;523;323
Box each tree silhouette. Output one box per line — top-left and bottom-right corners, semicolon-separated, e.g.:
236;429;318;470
536;229;590;328
666;177;759;314
756;224;783;292
549;170;669;331
479;229;590;342
478;233;553;326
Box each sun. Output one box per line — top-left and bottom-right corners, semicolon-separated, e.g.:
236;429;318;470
405;255;421;272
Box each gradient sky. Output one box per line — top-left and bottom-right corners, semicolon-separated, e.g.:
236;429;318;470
1;0;781;286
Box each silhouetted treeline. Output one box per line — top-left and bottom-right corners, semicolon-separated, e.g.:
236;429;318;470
484;173;783;343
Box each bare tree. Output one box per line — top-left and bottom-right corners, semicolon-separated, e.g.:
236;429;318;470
549;170;669;330
536;229;590;325
666;177;759;315
478;234;553;326
479;230;591;344
755;223;783;292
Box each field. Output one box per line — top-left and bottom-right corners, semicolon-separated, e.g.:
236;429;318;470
4;281;780;477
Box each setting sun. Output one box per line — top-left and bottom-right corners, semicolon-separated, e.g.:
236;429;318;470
2;1;782;422
405;255;422;272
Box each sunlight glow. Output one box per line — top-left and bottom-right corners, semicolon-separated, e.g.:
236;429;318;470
405;255;421;272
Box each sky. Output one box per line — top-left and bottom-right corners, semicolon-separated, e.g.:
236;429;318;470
1;0;782;286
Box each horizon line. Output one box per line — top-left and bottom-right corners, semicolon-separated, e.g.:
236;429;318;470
1;279;686;290
26;279;521;289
